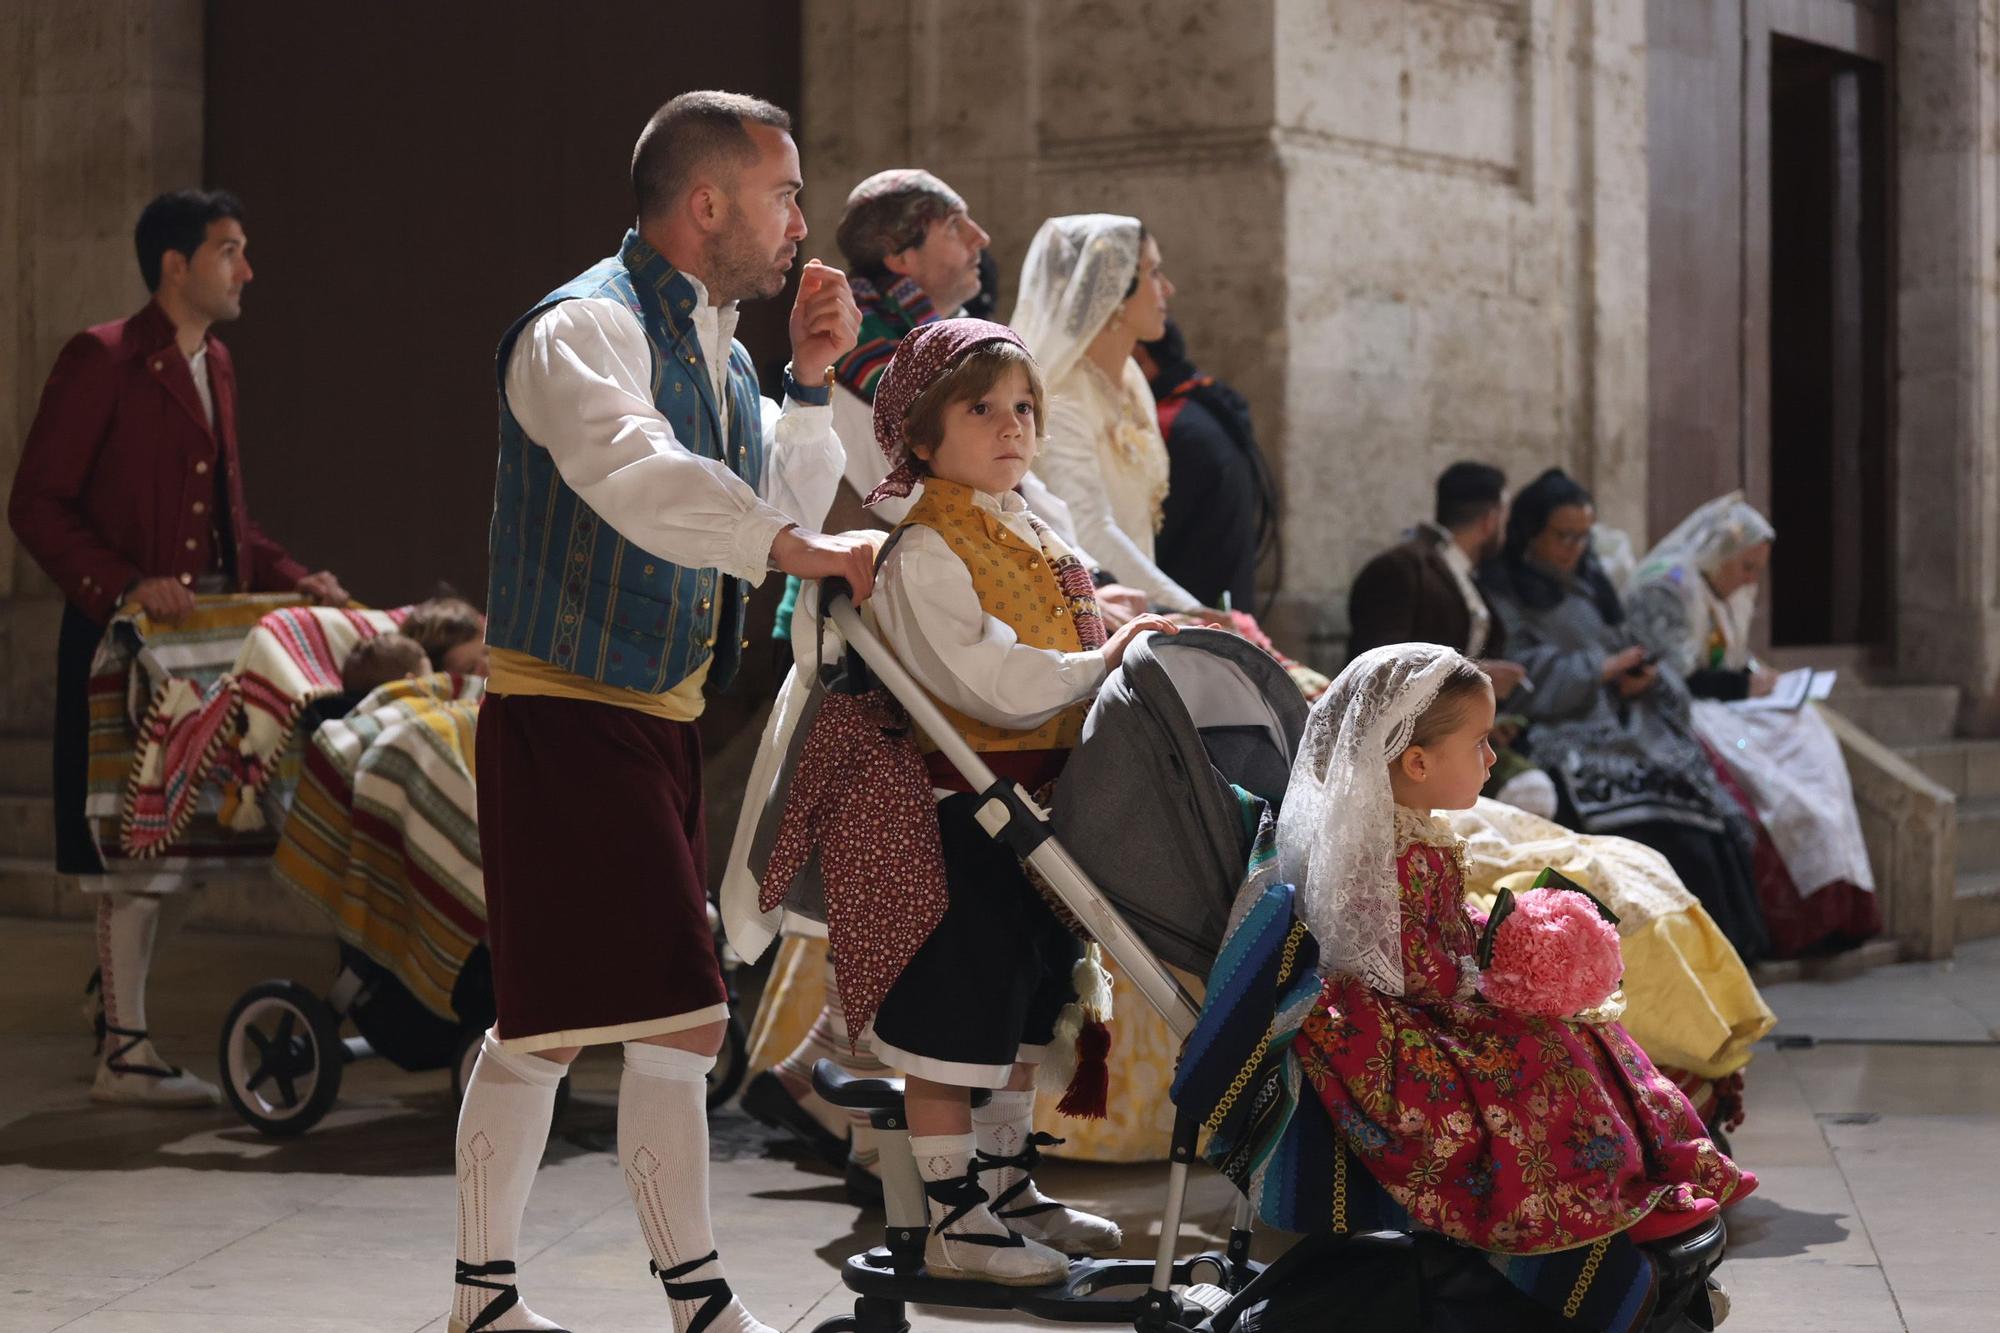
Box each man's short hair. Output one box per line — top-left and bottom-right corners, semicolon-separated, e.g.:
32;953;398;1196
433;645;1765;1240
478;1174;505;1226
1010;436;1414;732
1435;461;1508;530
631;91;792;221
134;189;243;292
836;169;967;274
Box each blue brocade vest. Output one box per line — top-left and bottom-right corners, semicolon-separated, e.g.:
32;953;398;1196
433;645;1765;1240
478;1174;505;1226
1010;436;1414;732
486;230;765;694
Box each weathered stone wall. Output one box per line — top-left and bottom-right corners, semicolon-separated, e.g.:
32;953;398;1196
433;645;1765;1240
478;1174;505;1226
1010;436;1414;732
0;1;204;601
1895;0;2000;732
1269;0;1649;660
800;0;1647;669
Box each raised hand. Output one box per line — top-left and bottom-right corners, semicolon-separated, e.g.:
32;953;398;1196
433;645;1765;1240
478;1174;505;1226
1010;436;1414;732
788;259;861;385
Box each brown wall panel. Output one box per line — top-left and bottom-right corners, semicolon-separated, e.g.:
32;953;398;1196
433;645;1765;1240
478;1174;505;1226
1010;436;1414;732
203;1;802;610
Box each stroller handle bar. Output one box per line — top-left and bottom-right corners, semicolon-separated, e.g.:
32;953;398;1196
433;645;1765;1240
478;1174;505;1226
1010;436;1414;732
823;589;1200;1043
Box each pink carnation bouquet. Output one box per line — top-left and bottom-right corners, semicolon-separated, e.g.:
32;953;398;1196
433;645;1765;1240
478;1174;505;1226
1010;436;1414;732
1475;869;1625;1020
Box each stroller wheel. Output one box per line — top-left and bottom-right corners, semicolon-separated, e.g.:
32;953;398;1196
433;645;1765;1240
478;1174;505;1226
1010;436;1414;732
708;1013;749;1109
218;981;344;1137
452;1029;574;1126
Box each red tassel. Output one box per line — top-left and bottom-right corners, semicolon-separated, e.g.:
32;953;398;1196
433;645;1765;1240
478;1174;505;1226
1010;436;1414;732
1056;1017;1112;1120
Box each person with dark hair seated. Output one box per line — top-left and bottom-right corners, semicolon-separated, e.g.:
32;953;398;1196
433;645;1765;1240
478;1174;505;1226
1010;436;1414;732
1133;318;1277;612
1348;462;1552;816
1477;468;1769;962
10;187;348;1108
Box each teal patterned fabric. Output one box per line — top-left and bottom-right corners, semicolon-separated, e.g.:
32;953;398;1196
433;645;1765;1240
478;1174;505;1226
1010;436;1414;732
487;230;765;693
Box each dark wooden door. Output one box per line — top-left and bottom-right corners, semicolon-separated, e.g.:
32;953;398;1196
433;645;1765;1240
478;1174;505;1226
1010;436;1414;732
204;1;802;609
1646;0;1893;649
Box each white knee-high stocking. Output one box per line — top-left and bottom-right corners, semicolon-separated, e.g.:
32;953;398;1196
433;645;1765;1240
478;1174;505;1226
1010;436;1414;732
452;1032;565;1332
620;1042;773;1333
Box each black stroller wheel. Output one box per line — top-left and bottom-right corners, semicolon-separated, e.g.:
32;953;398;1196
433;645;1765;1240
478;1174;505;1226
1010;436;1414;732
708;1013;749;1109
452;1029;574;1126
218;980;344;1137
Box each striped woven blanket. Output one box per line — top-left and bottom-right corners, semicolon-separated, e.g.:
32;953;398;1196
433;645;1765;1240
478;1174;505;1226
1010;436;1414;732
87;596;403;863
272;675;486;1022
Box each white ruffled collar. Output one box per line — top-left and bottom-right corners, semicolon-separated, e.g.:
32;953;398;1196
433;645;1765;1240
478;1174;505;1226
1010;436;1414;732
1393;804;1459;851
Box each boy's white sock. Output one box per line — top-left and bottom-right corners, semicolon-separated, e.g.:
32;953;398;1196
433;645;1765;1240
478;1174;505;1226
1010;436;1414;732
621;1042;775;1333
971;1090;1123;1256
453;1032;565;1331
913;1131;1068;1284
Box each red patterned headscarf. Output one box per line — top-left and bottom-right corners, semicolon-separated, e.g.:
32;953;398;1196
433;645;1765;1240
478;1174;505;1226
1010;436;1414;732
864;317;1031;508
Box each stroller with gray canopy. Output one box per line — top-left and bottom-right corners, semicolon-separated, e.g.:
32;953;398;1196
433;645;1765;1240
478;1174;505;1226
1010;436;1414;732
751;587;1725;1333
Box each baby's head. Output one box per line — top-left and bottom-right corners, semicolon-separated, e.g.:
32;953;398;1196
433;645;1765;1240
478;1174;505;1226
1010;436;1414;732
904;338;1045;494
1387;657;1496;811
401;596;487;676
341;632;432;696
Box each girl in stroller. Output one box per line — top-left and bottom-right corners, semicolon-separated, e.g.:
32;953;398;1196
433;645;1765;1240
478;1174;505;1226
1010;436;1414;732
1281;644;1756;1254
856;318;1177;1285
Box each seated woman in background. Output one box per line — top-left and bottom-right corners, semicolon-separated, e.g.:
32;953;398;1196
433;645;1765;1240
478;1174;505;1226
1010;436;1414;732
1629;493;1880;956
1009;213;1204;614
1478;468;1770;962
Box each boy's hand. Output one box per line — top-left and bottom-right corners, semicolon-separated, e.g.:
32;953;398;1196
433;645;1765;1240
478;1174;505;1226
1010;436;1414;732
1101;613;1180;673
771;525;877;603
788;260;861;386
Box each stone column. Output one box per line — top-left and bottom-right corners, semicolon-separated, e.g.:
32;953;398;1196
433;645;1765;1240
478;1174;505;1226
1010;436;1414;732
800;0;1648;670
1895;0;2000;733
1268;0;1650;662
0;0;204;601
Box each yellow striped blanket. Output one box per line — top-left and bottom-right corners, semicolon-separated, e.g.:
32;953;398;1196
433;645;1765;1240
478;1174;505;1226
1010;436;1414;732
273;675;486;1021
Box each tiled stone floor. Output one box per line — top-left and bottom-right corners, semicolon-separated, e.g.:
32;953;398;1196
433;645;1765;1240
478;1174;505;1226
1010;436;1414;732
0;916;1995;1331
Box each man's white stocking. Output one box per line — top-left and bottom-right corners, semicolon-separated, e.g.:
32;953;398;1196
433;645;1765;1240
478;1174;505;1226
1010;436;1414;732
91;892;217;1106
620;1042;774;1333
452;1032;565;1332
971;1089;1123;1257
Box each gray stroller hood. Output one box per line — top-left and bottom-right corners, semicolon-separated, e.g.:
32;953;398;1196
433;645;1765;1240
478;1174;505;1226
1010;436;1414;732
1051;627;1308;976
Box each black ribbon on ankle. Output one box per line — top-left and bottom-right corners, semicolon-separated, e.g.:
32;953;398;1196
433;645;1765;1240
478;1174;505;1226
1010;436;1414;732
652;1250;732;1333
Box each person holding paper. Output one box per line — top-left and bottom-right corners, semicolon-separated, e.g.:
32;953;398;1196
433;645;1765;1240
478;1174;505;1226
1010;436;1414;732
1630;493;1880;957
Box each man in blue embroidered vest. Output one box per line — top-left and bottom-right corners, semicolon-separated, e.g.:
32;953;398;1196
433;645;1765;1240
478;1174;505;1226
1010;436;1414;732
451;90;867;1333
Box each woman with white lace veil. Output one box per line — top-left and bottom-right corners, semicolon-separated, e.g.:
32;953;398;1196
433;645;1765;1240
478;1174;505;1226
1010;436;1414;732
1009;215;1202;612
1629;493;1880;956
1280;643;1754;1257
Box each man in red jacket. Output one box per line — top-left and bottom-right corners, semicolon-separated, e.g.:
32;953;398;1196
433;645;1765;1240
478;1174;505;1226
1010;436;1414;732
10;188;348;1106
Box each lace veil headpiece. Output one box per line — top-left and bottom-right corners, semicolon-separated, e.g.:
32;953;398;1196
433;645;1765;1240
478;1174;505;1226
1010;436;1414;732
1007;214;1143;388
1276;642;1469;995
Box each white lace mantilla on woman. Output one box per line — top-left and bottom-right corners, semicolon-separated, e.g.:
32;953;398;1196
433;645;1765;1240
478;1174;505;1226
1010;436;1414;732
1631;493;1874;896
1010;214;1199;612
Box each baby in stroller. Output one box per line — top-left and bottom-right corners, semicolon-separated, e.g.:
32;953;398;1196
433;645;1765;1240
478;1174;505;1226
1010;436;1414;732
815;317;1180;1285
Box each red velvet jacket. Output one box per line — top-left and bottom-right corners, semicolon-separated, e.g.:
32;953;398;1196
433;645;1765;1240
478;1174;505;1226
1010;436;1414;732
9;301;307;624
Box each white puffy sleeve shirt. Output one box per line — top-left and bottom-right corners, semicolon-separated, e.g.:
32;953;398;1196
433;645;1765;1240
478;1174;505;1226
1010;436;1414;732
503;293;844;585
871;489;1108;732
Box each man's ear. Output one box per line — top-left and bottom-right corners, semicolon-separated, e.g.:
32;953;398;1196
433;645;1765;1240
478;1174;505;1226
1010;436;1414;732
882;246;917;279
158;249;189;288
687;181;725;231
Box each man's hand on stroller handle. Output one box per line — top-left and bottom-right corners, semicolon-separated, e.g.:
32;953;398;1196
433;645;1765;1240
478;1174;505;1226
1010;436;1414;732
1103;613;1181;671
771;525;878;603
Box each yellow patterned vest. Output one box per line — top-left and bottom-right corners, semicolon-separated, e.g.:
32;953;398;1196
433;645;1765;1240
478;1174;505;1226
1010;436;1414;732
894;478;1091;753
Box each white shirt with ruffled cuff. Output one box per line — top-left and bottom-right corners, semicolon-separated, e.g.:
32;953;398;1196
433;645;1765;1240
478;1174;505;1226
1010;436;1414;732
503;276;843;585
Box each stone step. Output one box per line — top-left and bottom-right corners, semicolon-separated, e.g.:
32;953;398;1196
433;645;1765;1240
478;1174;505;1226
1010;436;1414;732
0;794;54;860
1896;739;2000;801
1958;797;2000;874
0;857;333;937
0;733;51;795
1825;682;1962;747
1749;937;1906;986
1957;869;2000;943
